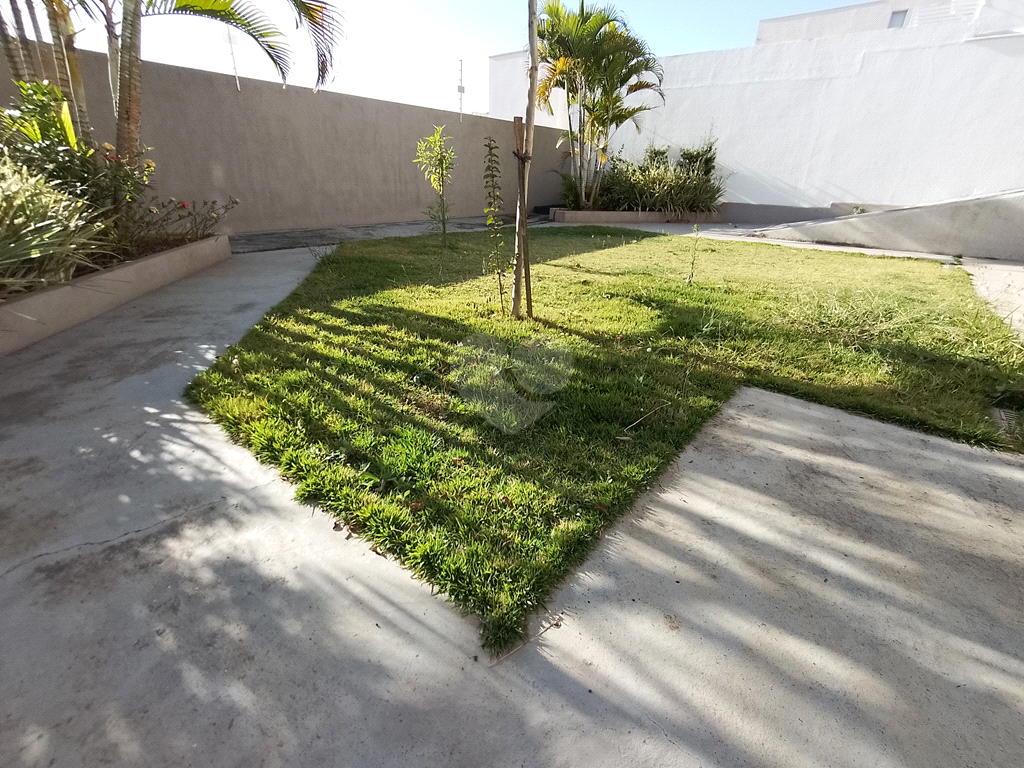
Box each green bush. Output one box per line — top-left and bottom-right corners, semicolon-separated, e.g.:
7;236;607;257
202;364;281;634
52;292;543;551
590;140;724;214
0;152;110;299
3;81;235;268
1;81;150;211
678;138;717;178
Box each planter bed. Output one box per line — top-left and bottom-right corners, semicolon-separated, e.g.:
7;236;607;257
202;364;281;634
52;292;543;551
0;235;231;357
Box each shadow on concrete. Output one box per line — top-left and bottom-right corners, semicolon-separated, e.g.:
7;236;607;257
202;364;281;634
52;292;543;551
524;388;1024;767
2;230;1023;766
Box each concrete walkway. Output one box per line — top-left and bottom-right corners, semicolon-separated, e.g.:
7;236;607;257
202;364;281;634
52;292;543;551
2;233;1023;767
228;215;546;254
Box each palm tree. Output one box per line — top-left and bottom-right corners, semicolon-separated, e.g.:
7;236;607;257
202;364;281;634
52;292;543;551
537;1;621;209
112;0;343;162
22;0;49;79
3;1;341;160
581;25;662;208
46;0;93;139
1;6;29;83
537;0;662;209
8;0;43;79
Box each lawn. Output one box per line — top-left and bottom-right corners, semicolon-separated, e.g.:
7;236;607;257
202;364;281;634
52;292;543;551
186;226;1024;652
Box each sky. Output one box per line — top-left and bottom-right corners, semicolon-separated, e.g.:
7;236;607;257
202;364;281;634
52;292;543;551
54;1;861;115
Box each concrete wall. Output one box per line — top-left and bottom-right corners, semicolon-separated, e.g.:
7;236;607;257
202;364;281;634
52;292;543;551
762;189;1024;260
491;1;1024;211
1;50;566;235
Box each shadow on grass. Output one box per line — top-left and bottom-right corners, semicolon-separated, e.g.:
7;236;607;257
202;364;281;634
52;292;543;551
187;227;1022;652
622;288;1018;448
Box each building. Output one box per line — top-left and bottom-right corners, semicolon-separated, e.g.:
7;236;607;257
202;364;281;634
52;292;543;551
489;0;1024;212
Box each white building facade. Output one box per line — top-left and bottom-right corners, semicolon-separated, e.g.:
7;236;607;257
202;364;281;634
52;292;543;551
489;0;1024;210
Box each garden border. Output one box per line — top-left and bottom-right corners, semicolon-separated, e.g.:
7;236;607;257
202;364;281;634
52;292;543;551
551;209;719;225
0;235;232;357
551;203;838;226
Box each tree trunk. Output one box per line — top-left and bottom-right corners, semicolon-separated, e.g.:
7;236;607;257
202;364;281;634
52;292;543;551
102;0;119;117
510;0;540;320
9;0;39;80
116;0;143;165
52;0;91;141
1;8;28;82
24;0;51;81
510;116;526;320
41;1;79;136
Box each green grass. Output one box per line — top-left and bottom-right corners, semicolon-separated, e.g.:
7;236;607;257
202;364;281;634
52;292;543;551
186;227;1024;652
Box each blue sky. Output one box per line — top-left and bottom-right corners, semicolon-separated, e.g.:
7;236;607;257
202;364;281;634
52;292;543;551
68;1;859;113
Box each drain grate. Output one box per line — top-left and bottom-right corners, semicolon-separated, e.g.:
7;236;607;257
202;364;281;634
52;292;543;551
992;408;1023;443
991;390;1024;439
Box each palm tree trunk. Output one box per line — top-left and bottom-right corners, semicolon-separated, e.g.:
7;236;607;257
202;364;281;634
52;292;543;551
1;7;29;82
52;0;92;141
116;0;143;165
102;0;119;117
24;0;51;80
578;81;588;208
511;0;539;320
9;0;39;80
43;1;78;138
565;105;577;206
43;1;73;100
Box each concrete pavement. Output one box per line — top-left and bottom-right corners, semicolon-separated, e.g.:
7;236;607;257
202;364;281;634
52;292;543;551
2;233;1023;767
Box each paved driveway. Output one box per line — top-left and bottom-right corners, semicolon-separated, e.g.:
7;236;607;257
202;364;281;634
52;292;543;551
2;240;1022;767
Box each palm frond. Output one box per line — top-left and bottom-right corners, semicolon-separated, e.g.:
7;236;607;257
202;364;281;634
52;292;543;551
282;0;342;88
144;0;292;82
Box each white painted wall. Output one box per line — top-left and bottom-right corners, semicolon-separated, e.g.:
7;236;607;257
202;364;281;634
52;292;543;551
489;51;569;129
755;0;992;43
490;0;1024;209
756;1;897;43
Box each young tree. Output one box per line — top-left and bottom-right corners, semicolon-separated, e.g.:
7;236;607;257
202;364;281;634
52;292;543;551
414;125;456;250
510;0;539;320
483;135;508;312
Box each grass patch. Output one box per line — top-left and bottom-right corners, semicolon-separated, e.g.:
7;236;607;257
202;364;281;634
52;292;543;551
187;227;1024;652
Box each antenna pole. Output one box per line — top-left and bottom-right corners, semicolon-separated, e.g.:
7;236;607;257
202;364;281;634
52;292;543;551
458;59;465;122
227;29;240;91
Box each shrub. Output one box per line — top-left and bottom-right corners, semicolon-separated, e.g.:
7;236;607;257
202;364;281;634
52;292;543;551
3;81;236;270
0;152;110;299
678;138;717;178
1;81;150;211
593;140;724;214
114;196;239;259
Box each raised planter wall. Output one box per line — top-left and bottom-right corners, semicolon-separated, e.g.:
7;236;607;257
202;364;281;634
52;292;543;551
552;203;835;226
0;236;232;357
553;210;720;225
